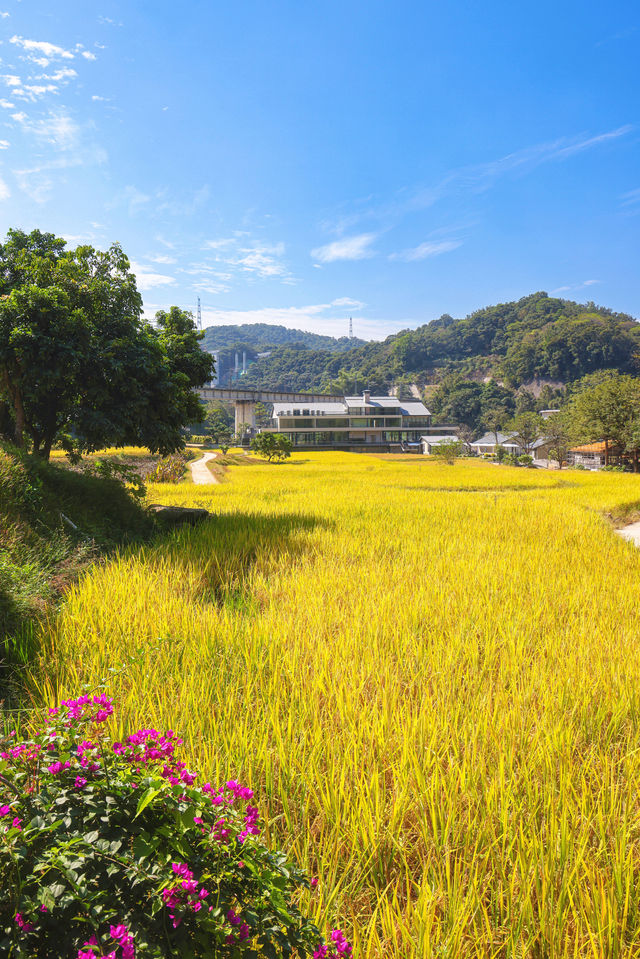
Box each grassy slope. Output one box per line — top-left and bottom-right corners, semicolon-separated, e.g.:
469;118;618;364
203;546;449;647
28;455;640;956
0;445;154;703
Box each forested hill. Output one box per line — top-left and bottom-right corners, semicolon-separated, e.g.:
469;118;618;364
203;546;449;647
237;293;640;393
202;323;366;353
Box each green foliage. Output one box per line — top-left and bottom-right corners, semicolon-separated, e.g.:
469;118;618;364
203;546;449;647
82;459;146;504
517;454;534;467
432;441;464;465
237;293;640;395
250;434;293;463
0;690;332;958
0;446;154;700
0;230;213;460
202;401;233;441
506;412;543;454
147;454;190;483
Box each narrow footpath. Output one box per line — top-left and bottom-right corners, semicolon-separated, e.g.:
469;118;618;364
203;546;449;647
189;451;218;485
616;521;640;548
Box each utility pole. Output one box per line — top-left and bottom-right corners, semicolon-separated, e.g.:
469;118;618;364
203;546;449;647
197;296;202;330
349;316;353;339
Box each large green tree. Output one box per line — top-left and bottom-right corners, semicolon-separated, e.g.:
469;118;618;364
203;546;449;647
568;372;640;467
0;229;213;459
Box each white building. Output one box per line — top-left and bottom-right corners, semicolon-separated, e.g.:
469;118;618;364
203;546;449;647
266;390;454;451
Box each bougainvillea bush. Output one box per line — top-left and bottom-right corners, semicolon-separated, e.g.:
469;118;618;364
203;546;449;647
0;690;352;958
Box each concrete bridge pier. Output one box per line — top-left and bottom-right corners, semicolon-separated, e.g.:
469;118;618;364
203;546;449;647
234;400;256;434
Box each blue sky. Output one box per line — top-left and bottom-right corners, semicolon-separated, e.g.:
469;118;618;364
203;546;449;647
0;0;638;339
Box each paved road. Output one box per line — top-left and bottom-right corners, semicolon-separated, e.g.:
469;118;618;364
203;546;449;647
189;452;218;485
616;521;640;547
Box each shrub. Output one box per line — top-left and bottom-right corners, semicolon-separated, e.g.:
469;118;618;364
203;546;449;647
432;441;463;465
0;690;351;958
517;455;533;468
250;434;292;463
82;459;146;504
147;454;190;484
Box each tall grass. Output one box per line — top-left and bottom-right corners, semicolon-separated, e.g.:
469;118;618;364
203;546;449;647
32;455;640;957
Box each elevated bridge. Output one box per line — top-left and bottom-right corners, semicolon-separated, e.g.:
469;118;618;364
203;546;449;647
197;387;343;432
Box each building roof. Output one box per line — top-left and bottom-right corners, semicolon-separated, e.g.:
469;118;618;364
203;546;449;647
570;441;608;453
421;434;458;444
272;401;346;415
470;431;517;447
344;395;401;408
398;400;431;416
272;394;431;418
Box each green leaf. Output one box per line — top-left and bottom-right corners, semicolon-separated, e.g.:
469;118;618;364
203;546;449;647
134;786;163;819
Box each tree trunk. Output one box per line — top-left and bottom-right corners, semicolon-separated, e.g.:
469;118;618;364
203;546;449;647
604;438;609;466
1;368;26;448
42;432;54;460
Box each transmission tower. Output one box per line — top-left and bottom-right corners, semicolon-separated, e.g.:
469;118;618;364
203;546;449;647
197;296;202;330
349;316;353;339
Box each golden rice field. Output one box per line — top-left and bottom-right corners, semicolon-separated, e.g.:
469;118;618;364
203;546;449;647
32;453;640;957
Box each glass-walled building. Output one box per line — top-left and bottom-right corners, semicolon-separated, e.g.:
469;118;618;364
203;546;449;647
264;391;453;451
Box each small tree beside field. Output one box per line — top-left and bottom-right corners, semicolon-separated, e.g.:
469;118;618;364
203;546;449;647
250;433;293;463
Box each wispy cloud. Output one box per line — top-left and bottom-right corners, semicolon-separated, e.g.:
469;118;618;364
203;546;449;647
10;36;76;63
620;187;640;214
11;110;80;149
130;261;176;291
551;279;600;295
0;176;10;200
203;234;291;281
146;253;177;265
390;238;463;261
311;233;378;263
316;125;635;250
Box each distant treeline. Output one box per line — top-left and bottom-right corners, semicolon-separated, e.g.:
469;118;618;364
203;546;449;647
214;293;639;394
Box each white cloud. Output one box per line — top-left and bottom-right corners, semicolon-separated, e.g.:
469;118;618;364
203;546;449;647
91;94;109;102
0;176;10;200
0;139;9;149
130;261;176;291
203;235;291;281
10;36;76;66
390;239;463;261
620;187;640;214
146;253;177;265
115;185;151;215
17;84;60;101
14;111;80;149
0;99;14;108
81;51;97;61
331;297;365;309
0;12;9;18
49;67;77;82
311;233;377;263
551;279;601;294
2;75;22;87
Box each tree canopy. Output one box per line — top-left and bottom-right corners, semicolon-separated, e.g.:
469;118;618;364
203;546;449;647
0;229;213;459
236;293;639;395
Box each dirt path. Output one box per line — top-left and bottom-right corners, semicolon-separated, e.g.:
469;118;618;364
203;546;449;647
189;451;218;485
616;521;640;548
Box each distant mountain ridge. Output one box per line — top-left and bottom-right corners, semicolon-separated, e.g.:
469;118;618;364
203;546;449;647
228;293;639;394
202;323;366;353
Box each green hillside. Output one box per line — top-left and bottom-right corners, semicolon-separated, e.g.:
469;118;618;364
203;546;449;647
237;293;639;393
201;323;366;387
